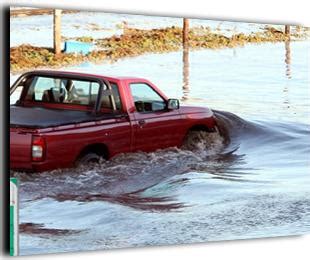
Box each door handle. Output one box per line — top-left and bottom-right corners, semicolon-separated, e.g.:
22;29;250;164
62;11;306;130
138;119;146;127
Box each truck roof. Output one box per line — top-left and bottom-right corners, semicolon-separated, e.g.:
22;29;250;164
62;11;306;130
30;70;146;82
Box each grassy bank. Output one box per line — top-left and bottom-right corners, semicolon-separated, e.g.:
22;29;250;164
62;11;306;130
10;26;309;73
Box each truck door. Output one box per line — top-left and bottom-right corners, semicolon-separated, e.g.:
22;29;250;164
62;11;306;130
129;82;183;152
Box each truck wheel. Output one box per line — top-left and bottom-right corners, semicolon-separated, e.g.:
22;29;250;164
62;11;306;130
76;152;100;166
182;130;207;151
182;129;224;155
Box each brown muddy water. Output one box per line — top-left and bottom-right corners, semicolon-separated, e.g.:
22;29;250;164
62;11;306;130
10;40;310;255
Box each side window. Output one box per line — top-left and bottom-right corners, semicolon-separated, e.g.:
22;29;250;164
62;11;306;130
101;82;122;111
130;83;166;112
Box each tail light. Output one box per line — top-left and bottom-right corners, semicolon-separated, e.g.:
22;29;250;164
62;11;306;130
32;136;46;162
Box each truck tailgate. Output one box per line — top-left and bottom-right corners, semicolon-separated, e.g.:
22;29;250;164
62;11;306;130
10;128;33;169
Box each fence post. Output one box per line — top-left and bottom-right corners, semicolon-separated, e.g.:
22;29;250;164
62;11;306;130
183;18;189;50
285;25;290;36
53;9;62;55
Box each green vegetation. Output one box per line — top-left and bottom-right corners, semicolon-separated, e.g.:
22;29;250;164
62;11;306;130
10;26;309;73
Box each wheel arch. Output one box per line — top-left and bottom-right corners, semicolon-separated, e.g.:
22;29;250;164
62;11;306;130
180;124;214;146
187;124;214;133
76;143;109;161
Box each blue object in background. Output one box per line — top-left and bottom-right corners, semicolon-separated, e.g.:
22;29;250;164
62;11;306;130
64;41;94;55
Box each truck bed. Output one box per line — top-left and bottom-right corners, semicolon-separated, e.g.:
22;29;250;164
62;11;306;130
10;105;122;129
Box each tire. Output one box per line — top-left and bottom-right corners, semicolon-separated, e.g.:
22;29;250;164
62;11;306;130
75;152;100;167
182;129;224;155
182;130;207;151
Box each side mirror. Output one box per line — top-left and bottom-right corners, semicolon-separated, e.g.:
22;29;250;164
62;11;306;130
167;99;180;110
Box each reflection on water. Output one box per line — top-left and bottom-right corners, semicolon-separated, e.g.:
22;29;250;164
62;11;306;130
283;40;291;109
182;34;294;104
182;19;190;101
233;48;237;57
182;46;190;101
285;40;292;79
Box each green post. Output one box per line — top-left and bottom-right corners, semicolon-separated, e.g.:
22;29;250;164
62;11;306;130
10;178;19;256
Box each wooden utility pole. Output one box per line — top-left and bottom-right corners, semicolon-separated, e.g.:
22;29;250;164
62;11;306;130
285;25;290;35
53;9;62;55
183;18;189;51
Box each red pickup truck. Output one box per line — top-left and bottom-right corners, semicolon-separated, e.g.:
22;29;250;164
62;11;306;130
10;70;216;172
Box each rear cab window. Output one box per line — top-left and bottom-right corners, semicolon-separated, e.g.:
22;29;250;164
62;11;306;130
24;76;100;107
11;74;125;114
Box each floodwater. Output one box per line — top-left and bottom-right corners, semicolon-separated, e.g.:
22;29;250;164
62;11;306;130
10;12;310;255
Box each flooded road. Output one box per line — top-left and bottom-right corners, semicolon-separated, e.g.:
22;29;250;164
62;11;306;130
10;40;310;254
